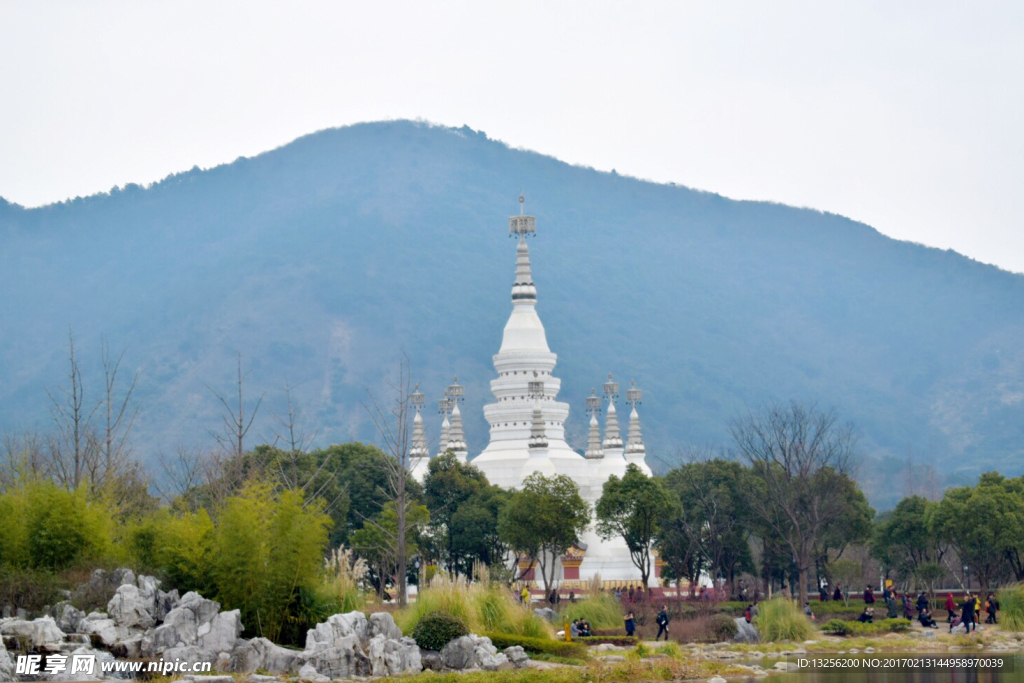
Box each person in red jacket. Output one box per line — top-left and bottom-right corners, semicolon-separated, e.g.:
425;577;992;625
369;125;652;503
945;593;956;623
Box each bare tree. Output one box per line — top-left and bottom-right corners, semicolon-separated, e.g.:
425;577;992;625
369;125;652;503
730;401;856;606
154;445;209;505
45;329;99;489
92;337;140;487
1;431;52;489
269;379;319;490
208;352;264;459
362;359;422;607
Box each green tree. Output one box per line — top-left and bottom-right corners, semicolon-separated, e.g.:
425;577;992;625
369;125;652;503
663;457;753;596
498;473;589;591
10;481;114;570
450;484;511;575
931;472;1024;595
825;559;862;605
211;480;332;642
150;507;216;596
423;452;489;572
870;495;945;583
816;473;874;589
655;510;704;597
596;464;673;592
350;501;430;598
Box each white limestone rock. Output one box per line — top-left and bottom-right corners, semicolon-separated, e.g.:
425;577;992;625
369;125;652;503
297;662;329;683
440;635;476;670
51;646;120;682
304;611;368;652
176;592;221;628
368;611;403;642
0;617;66;651
303;634;369;679
734;617;760;644
471;635;509;671
198;610;242;654
108;584;154;632
147;605;197;654
0;634;14;683
420;650;443;671
504;645;530;669
366;634;422;676
53;603;86;634
229;637;304;675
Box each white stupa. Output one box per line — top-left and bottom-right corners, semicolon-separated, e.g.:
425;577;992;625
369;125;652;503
408;384;432;482
410;196;655;588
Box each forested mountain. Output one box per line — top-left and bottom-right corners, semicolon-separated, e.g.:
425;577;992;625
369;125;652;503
2;120;1022;509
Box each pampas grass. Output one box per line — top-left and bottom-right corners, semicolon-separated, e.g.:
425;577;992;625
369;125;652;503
397;570;553;638
322;546;368;613
752;597;812;642
998;583;1024;632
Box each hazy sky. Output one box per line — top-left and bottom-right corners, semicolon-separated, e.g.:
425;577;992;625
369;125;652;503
2;1;1022;272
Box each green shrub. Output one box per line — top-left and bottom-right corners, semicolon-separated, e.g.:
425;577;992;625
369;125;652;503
574;636;638;646
822;618;910;637
707;614;738;641
880;618;910;633
413;612;470;651
484;632;588;659
0;481;114;571
559;594;624;630
822;619;851;636
998;584;1024;632
752;598;812;642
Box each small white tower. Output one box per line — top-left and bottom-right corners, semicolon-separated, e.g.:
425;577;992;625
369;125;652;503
602;374;623;451
523;376;555;477
445;376;468;463
598;373;628;487
409;384;431;482
437;396;452;457
584;388;604;459
625;381;652;475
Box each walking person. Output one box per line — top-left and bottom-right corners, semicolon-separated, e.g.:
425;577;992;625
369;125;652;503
960;593;976;633
945;593;956;623
655;605;671;641
986;593;999;624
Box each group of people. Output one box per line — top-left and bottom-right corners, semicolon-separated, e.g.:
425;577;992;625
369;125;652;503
946;592;999;633
615;585;648;603
569;618;593;638
855;585;999;632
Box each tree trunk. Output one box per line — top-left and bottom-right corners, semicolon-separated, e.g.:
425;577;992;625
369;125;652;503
796;551;809;606
396;475;408;607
